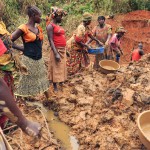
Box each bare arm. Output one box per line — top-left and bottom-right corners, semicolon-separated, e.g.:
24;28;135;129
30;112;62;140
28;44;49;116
0;78;41;136
105;34;112;45
89;34;104;46
11;29;24;51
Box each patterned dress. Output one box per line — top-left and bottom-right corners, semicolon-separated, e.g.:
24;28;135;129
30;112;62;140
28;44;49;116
67;23;92;76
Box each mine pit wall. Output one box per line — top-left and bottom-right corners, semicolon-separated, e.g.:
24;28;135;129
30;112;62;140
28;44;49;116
104;10;150;62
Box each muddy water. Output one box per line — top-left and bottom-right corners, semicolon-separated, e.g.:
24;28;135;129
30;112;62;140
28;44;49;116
28;102;79;150
142;125;150;141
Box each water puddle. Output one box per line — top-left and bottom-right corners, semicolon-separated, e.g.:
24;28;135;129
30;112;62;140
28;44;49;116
27;101;79;150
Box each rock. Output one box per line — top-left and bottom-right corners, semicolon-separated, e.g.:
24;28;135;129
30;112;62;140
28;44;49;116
145;84;150;92
77;97;94;106
128;77;136;84
79;111;87;120
75;86;84;93
122;88;134;107
107;73;116;81
140;94;150;104
112;88;123;102
130;83;143;91
66;94;77;103
100;110;114;123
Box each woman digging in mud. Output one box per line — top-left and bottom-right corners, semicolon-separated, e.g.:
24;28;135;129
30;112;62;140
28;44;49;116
0;78;41;150
46;7;67;92
0;19;29;128
11;6;50;100
108;26;126;63
67;12;102;76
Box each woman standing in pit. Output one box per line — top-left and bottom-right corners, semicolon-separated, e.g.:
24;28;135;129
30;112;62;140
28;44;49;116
11;6;50;99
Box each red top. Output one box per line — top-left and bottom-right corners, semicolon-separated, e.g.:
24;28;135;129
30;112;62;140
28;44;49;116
109;33;121;50
132;49;141;61
0;39;7;56
51;23;66;47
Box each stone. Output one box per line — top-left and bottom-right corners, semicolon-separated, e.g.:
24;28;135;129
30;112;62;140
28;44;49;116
122;88;134;107
77;97;94;106
107;73;116;81
130;83;143;91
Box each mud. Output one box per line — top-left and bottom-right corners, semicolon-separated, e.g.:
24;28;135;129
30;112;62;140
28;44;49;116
55;54;150;150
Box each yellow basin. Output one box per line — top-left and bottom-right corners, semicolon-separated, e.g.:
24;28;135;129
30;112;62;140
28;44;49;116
99;60;120;74
137;110;150;149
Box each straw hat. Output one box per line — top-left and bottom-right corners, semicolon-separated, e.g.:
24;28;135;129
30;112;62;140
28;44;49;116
83;12;92;21
115;27;126;33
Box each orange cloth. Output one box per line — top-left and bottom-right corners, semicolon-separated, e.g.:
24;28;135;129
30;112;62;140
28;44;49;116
46;16;51;26
18;24;43;43
132;49;141;61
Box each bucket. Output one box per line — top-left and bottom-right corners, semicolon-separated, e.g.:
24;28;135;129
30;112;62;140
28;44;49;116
88;47;104;55
137;110;150;149
99;60;120;74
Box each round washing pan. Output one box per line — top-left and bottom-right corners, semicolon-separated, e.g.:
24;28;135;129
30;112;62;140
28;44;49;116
99;60;120;74
137;110;150;149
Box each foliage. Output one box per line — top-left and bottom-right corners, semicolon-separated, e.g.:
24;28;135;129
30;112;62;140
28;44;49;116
1;0;150;30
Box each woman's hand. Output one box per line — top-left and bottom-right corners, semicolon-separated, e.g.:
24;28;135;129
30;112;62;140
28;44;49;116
84;44;91;50
66;51;70;57
55;53;61;62
21;119;41;137
98;41;104;46
20;64;28;75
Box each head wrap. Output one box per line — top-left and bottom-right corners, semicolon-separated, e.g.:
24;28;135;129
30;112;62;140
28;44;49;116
115;27;126;33
82;12;92;21
0;21;10;35
51;7;67;19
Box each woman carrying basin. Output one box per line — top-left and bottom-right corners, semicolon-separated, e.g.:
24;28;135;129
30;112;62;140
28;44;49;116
67;12;102;76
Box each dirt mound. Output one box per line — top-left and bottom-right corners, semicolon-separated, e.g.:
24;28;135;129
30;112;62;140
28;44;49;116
56;53;150;149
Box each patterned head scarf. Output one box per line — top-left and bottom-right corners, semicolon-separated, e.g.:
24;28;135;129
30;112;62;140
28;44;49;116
51;7;67;19
82;12;92;21
0;21;12;50
115;27;126;33
0;21;10;35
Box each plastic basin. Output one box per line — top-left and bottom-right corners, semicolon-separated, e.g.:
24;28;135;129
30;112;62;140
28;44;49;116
88;47;104;54
99;60;120;74
137;110;150;149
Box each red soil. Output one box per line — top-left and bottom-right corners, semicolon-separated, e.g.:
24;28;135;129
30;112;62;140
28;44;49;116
91;10;150;62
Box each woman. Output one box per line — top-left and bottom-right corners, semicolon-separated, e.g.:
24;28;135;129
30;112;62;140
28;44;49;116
67;12;102;76
0;78;41;149
0;20;28;128
46;7;67;92
11;6;50;99
108;27;126;63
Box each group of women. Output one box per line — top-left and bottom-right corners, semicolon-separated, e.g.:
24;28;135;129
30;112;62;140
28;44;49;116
0;4;127;149
0;5;127;101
